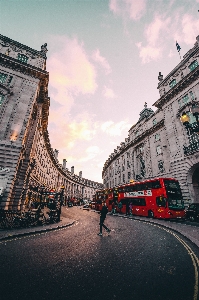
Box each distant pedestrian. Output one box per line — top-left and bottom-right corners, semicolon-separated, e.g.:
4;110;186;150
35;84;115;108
111;201;116;214
125;200;130;215
98;202;111;236
129;202;133;215
56;200;61;222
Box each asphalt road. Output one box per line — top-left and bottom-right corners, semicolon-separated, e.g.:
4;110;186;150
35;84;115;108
0;206;198;300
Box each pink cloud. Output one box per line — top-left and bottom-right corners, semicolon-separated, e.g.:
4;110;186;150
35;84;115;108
47;37;97;109
181;14;199;45
101;120;131;136
109;0;146;21
92;49;111;74
103;86;116;98
145;15;170;46
49;110;97;150
136;43;162;64
136;14;170;63
47;36;99;150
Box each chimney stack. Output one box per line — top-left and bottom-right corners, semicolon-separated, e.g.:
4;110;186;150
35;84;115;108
63;159;67;169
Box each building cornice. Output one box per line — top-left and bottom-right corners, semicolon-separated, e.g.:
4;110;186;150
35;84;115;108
0;34;46;58
102;119;164;176
0;53;48;79
153;65;199;109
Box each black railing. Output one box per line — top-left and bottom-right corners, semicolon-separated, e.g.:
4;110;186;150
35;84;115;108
183;140;199;155
0;205;60;229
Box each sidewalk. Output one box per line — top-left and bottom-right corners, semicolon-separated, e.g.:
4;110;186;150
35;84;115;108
0;216;76;241
0;207;198;248
109;212;199;248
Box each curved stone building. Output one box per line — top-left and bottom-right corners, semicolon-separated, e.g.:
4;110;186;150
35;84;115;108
0;34;103;210
102;35;199;205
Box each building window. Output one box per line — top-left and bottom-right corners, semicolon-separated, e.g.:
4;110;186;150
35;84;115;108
190;91;195;100
156;145;162;155
153;118;157;126
182;94;189;105
0;73;8;84
7;76;13;86
187;112;197;125
158;160;164;173
155;133;160;141
178;99;182;108
18;53;28;63
0;94;4;106
128;172;131;180
189;60;198;72
139;146;144;153
123;174;125;182
169;79;176;89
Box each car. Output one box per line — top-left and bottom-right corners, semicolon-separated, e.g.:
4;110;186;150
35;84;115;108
83;200;89;205
67;201;73;207
185;203;199;222
83;204;90;210
90;201;96;209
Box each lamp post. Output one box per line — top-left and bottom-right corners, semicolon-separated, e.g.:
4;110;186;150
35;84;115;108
40;186;45;205
180;104;199;133
60;185;65;206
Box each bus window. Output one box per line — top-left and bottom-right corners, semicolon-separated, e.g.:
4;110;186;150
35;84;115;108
156;196;166;207
132;198;146;206
120;198;128;205
139;183;147;190
164;179;184;209
151;180;161;189
124;186;130;192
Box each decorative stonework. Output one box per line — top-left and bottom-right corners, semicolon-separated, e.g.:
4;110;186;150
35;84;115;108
102;35;199;204
0;34;103;210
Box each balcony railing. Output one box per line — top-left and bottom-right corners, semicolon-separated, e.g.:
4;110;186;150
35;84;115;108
183;140;199;155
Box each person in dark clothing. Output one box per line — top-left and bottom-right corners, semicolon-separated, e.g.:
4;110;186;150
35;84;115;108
125;199;130;216
98;202;111;236
111;201;116;214
56;200;61;222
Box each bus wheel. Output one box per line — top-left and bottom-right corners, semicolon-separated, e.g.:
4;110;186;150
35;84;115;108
148;210;154;218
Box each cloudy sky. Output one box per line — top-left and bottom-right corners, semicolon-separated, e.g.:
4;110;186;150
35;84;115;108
1;0;199;183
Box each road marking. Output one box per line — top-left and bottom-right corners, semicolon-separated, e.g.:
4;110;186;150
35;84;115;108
147;222;199;300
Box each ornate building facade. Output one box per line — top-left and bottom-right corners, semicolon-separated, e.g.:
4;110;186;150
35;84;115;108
102;35;199;205
0;34;103;210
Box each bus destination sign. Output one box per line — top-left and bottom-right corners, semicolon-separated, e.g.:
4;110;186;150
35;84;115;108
125;190;152;197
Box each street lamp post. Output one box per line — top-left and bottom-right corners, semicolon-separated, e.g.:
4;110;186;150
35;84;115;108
40;186;45;205
180;103;199;133
60;185;65;206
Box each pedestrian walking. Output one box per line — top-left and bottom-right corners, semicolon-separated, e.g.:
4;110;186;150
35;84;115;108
56;200;61;222
125;199;130;215
129;202;133;215
111;201;116;214
98;202;111;236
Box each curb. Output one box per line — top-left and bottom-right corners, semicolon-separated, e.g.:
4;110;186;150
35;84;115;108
0;220;76;242
90;209;199;248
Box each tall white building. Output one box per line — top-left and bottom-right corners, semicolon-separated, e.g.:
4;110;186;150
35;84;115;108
102;35;199;205
0;34;103;210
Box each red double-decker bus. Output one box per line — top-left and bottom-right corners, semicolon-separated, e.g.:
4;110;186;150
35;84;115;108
105;187;118;212
95;189;105;211
116;178;185;219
